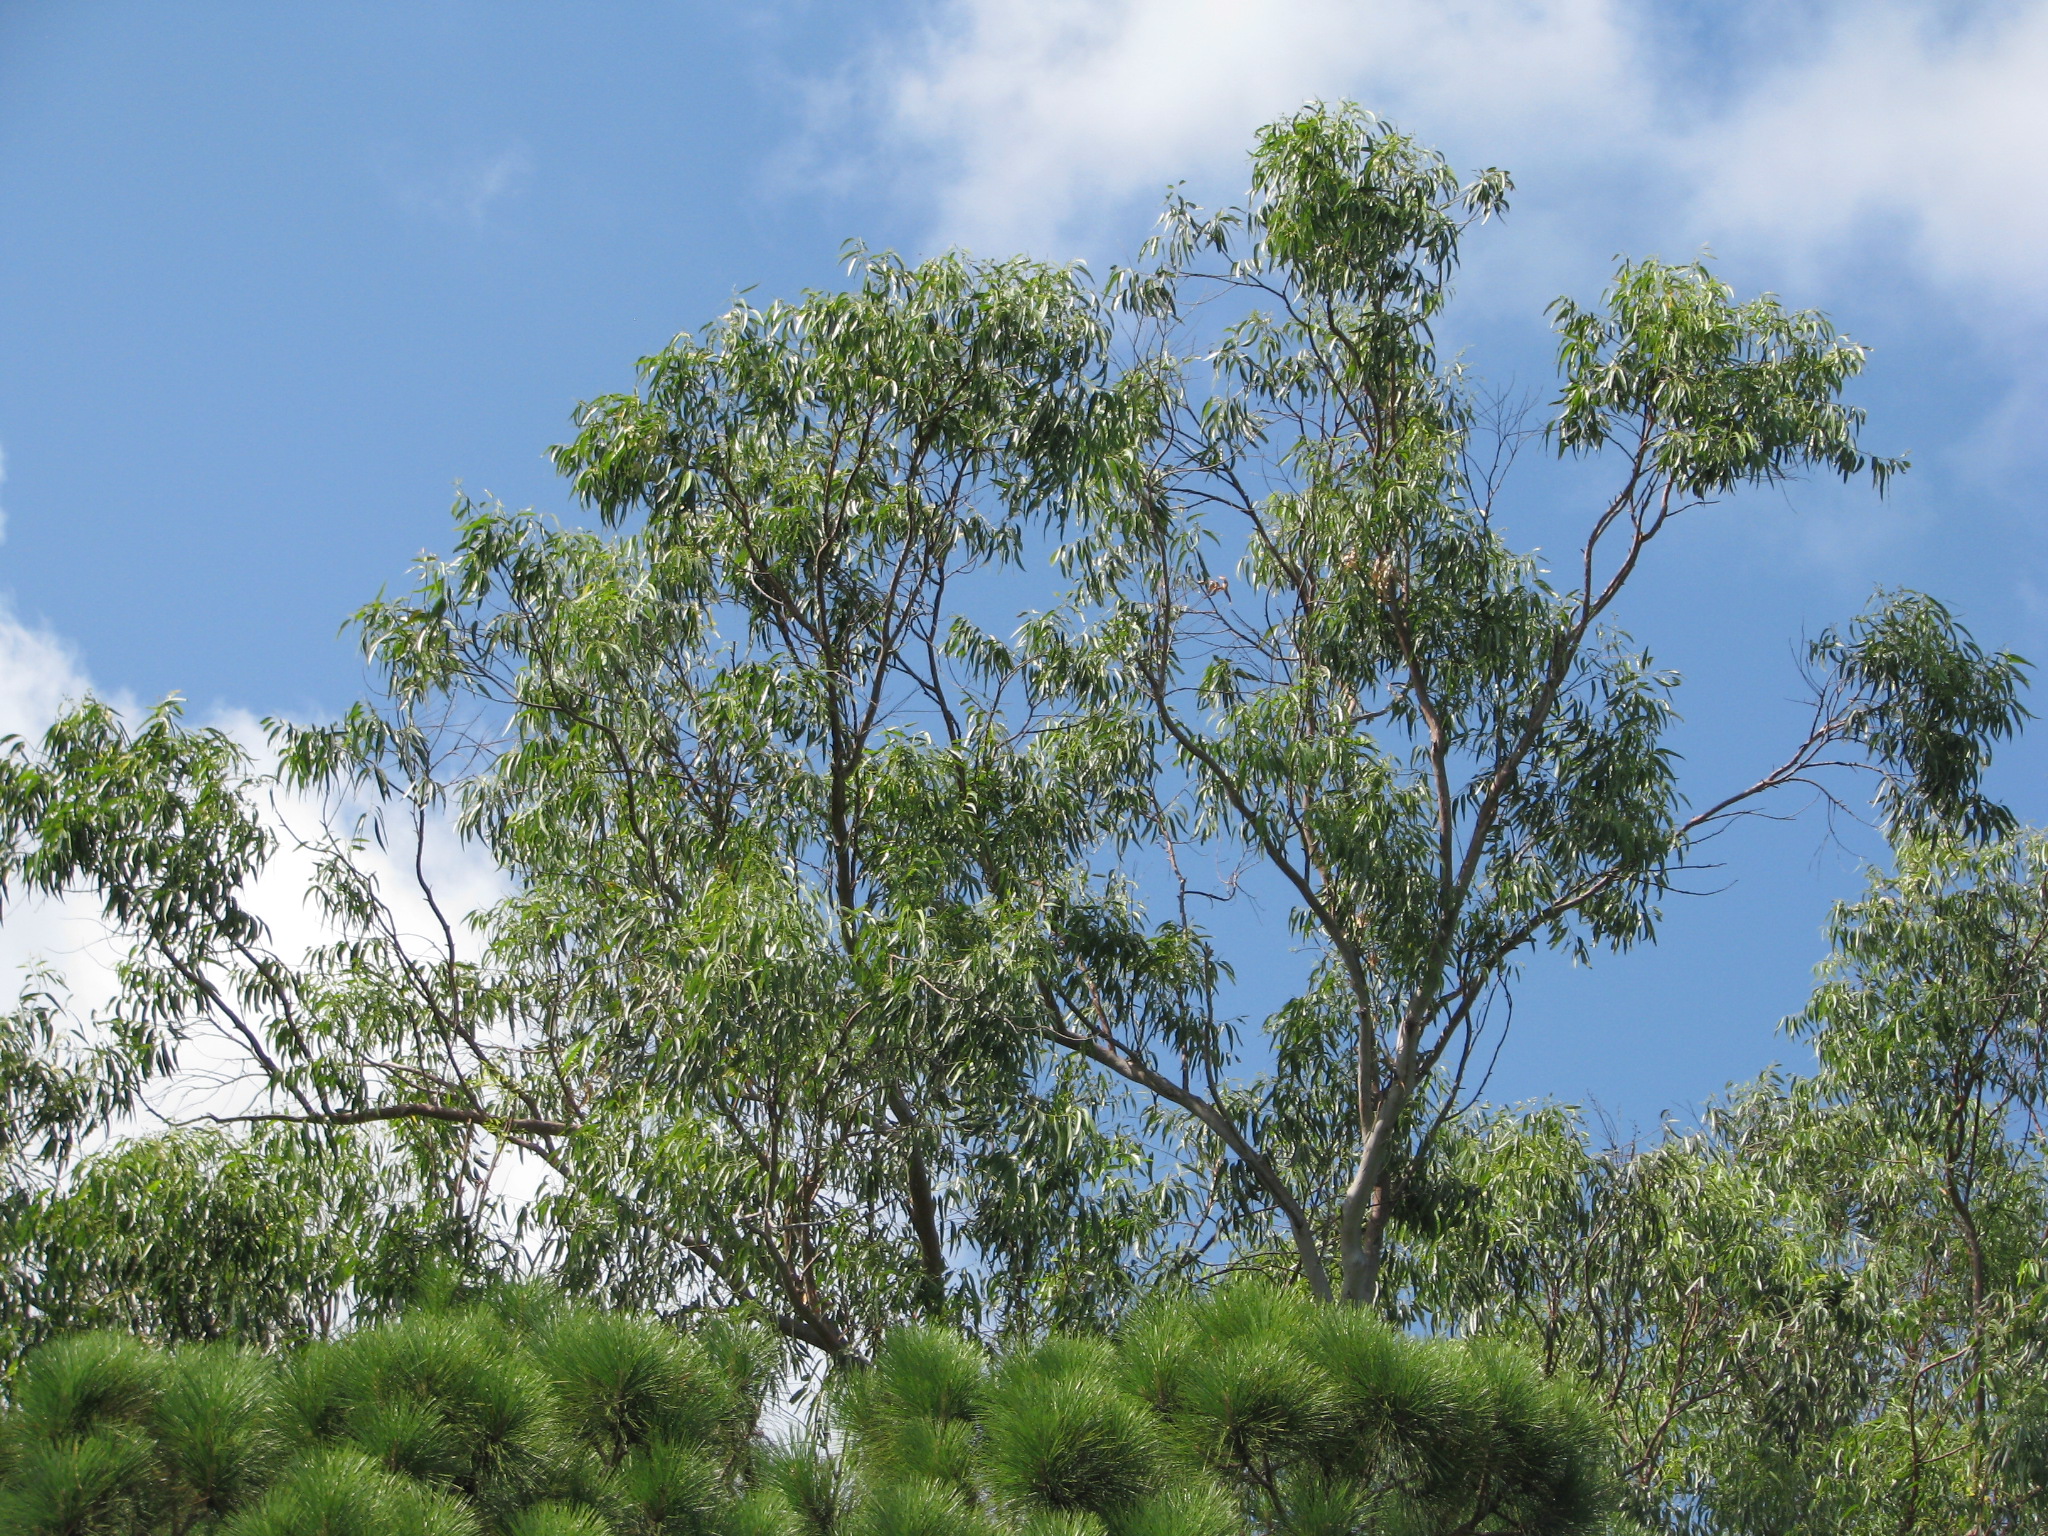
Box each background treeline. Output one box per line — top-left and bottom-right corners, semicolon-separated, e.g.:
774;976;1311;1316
2;104;2044;1532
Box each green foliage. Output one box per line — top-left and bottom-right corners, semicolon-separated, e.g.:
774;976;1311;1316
537;1312;739;1471
0;1429;160;1536
1399;910;2048;1536
0;1297;779;1536
1814;593;2029;842
8;1335;163;1441
0;1337;280;1536
151;1346;288;1528
0;1127;466;1367
1022;98;2020;1311
1792;834;2048;1532
753;1444;842;1536
606;1437;724;1536
0;1290;1613;1536
1549;257;1901;495
224;1448;480;1536
978;1345;1158;1515
1;98;2015;1356
3;92;2043;1536
841;1281;1615;1536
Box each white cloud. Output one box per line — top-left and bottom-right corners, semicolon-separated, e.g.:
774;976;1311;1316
446;146;530;225
880;0;1642;255
864;0;2048;321
1685;3;2048;310
0;604;89;745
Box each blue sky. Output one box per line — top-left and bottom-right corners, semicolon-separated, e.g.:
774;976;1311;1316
3;0;2046;1130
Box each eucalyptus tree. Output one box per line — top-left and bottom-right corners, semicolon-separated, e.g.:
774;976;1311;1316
1792;834;2048;1531
4;1126;461;1362
1398;1090;1883;1532
320;246;1169;1354
1;255;1167;1359
0;103;2027;1357
1384;827;2048;1536
1008;104;2026;1305
0;701;497;1364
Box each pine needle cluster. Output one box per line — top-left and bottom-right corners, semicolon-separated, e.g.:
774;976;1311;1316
0;1282;1618;1536
0;1292;772;1536
840;1281;1615;1536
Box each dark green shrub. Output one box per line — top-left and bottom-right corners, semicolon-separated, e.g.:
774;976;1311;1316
221;1447;478;1536
847;1478;988;1536
979;1346;1159;1517
537;1311;736;1472
0;1301;732;1536
9;1335;163;1443
502;1502;610;1536
607;1438;724;1536
754;1441;843;1536
845;1280;1616;1536
316;1311;561;1520
1415;1340;1609;1536
844;1329;984;1445
0;1282;1615;1536
0;1429;157;1536
152;1345;286;1529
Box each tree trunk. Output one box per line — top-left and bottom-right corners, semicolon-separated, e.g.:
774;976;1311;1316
1338;1082;1408;1305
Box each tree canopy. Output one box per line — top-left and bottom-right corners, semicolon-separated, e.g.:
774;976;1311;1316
2;102;2043;1535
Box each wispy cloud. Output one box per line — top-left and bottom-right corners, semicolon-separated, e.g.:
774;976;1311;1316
854;0;2048;328
873;0;1640;256
813;0;2048;608
378;142;532;229
1684;3;2048;312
